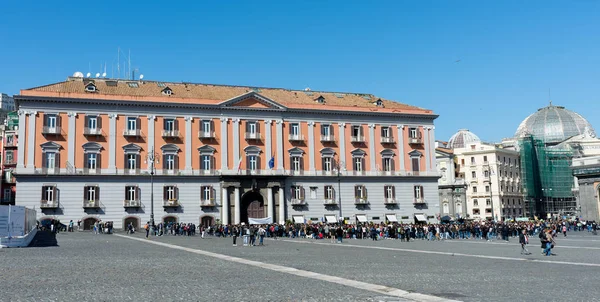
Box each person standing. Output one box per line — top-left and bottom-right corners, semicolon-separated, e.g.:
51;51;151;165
543;229;556;256
519;229;531;255
258;226;266;246
232;225;239;246
336;225;344;243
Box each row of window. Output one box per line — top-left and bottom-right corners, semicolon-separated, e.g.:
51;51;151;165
469;170;520;179
289;185;425;203
462;155;520;167
41;114;424;144
472;198;523;207
472;208;523;216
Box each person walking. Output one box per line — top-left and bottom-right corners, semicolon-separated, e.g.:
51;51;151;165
144;222;150;238
519;229;531;255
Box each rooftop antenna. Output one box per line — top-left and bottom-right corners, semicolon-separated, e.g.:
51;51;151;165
102;62;107;78
548;88;552;106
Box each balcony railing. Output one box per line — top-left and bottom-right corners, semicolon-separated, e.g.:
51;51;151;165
162;169;179;175
245;132;262;140
5;140;17;147
413;198;427;205
320;135;335;142
200;199;216;207
354;198;369;205
82;168;101;175
4;159;16;166
351;135;365;143
83;127;103;136
383;198;397;205
40;167;60;175
199;169;217;175
123;200;141;208
289;134;305;142
124;168;140;175
123;129;141;137
40;200;59;208
408;137;422;144
289;170;304;176
42;126;61;135
162;130;180;138
324;199;337;205
291;198;306;205
380;136;395;144
198;131;215;139
163;199;180;207
83;200;101;209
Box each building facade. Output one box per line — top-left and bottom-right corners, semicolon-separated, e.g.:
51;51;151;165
1;111;18;205
0;93;15;112
453;141;524;221
14;77;440;229
435;145;467;219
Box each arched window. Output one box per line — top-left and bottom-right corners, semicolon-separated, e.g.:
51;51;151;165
123;143;141;174
161;144;180;174
198;145;216;174
41;142;62;174
244;146;262;173
380;149;395;174
82;142;102;174
288;147;304;174
351;149;366;175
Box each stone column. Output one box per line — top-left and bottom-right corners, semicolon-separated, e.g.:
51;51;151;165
368;124;376;173
278;186;285;224
233;119;240;171
234;186;241;224
267;187;273;220
26;111;37;170
429;126;436;172
220;117;228;171
67;112;77;169
147;116;156;173
222;186;229;225
265;120;272;170
108;114;117;173
184;116;193;173
424;126;431;172
338;123;346;168
307;121;315;174
397;125;405;173
16;110;27;169
276;120;284;172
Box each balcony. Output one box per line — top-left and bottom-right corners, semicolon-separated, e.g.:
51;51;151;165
40;167;60;175
384;198;397;205
124;168;140;175
83;127;103;136
320;135;335;142
83;200;101;209
291;198;306;206
82;168;101;175
123;129;141;137
123;200;141;208
198;131;215;139
162;130;180;138
42;126;61;135
289;134;305;142
163;199;180;208
5;140;17;147
4;159;16;166
324;199;337;205
289;170;304;176
413;198;427;205
245;132;262;140
354;198;369;205
162;169;179;175
40;200;59;209
351;135;365;143
199;169;218;176
408;137;422;145
200;199;216;207
380;136;395;144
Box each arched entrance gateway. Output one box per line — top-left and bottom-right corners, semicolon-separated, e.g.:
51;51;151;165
240;190;265;224
83;217;99;230
200;216;214;228
123;216;140;231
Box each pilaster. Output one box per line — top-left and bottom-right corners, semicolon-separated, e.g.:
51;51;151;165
67;112;77;168
276;119;284;171
265;120;272;169
429;126;436;172
368;123;376;171
184;116;193;172
234;187;241;225
233;119;240;170
222;187;229;225
338;123;346;167
108;114;117;172
278;186;285;224
147;115;156;173
26;111;37;170
424;126;431;172
397;125;405;172
267;187;273;220
16;110;27;169
220;117;228;171
307;121;315;173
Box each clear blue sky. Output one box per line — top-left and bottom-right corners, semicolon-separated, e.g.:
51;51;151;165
1;1;599;142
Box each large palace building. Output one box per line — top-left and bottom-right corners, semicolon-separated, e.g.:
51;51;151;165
14;77;439;229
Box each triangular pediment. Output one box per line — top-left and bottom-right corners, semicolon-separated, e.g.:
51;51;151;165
220;92;286;110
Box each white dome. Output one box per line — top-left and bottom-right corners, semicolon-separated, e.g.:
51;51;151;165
515;103;595;144
448;129;481;149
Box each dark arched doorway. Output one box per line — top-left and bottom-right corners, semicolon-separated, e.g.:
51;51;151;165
83;217;99;230
123;216;140;231
200;216;214;228
163;216;178;225
240;190;265;223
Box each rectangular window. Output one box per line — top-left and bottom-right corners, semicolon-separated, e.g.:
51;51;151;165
202;120;212;133
201;186;213;202
125;186;138;201
384;185;395;199
87;153;97;170
473;199;479;206
87;116;97;130
409;128;418;138
310;187;317;199
85;186;99;201
165;154;175;170
413;185;424;199
46;115;57;128
164;185;178;201
248;122;257;134
292;186;304;200
355;185;367;199
5;151;13;164
484;170;489;177
201;155;212;170
382;158;393;172
3;189;11;202
291;156;302;171
473;186;478;193
471;171;476;178
42;185;56;202
324;185;335;200
290;123;300;136
470;157;475;164
483;155;488;162
486;199;491;206
164;118;175;131
127;154;137;170
411;158;419;172
127;117;137;131
46;153;56;169
321;124;331;136
353;157;363;172
248;155;258;171
322;157;332;172
485;186;490;192
381;126;390;138
352;125;362;137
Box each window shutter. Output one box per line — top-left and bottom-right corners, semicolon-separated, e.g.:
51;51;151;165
392;186;396;198
136;117;141;130
420;186;424;198
136;186;141;200
364;186;367;198
211;186;215;200
246;155;250;170
57;115;62;128
290;157;294;170
300;157;304;171
55;152;61;169
175;186;179;200
96;186;100;201
354;186;358;198
391;158;395;171
97;154;102;171
301;187;305;200
42;153;47;169
256;122;260;134
43;114;48;126
124;186;128;200
174;119;179;131
83;186;88;200
290;187;293;198
53;187;57;201
123;154;128;170
84;116;89;129
136;154;141;169
174;155;179;170
210;155;215;171
41;186;46;201
97;116;102;129
413;186;418;199
245;121;250;133
210;120;215;133
163;186;168;201
256;156;261;170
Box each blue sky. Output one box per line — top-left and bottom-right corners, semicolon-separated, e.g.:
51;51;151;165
1;1;598;142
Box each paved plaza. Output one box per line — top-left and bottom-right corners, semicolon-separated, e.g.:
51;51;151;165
1;231;600;302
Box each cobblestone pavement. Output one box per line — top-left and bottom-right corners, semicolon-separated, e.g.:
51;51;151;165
2;232;599;302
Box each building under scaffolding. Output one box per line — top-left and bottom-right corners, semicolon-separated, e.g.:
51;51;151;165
519;135;575;218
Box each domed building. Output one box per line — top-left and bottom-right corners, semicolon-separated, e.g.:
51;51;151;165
515;102;595;145
447;129;481;149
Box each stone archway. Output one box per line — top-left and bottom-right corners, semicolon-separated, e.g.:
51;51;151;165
200;216;214;228
123;216;140;231
83;217;99;230
240;190;265;224
163;215;178;225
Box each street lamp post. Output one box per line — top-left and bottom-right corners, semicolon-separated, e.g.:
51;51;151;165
145;147;160;228
334;159;344;222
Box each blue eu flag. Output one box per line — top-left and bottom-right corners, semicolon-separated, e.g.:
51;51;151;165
268;157;275;169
